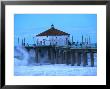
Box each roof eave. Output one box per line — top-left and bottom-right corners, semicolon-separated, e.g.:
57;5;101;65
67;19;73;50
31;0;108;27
36;34;70;36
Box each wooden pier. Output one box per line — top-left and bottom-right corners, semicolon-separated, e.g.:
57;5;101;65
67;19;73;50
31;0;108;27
25;46;97;67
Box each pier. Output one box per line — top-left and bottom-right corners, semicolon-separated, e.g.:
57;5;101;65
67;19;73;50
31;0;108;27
19;25;97;67
25;46;97;67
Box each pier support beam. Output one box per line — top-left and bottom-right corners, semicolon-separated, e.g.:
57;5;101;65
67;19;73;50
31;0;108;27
48;48;51;63
75;52;79;66
67;50;70;65
61;50;63;64
77;52;81;66
86;53;88;65
90;51;94;67
65;51;69;65
53;48;56;64
50;48;55;64
36;47;39;63
63;51;66;64
56;49;59;64
71;50;75;66
82;50;87;66
61;50;64;64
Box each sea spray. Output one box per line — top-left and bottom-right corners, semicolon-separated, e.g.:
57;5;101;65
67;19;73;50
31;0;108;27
28;49;37;65
14;46;50;66
38;49;50;65
14;46;30;66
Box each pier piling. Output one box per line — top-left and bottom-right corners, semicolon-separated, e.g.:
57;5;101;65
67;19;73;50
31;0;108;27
25;46;96;67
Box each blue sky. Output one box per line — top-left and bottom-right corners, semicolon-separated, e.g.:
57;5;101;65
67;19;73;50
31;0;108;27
14;14;97;46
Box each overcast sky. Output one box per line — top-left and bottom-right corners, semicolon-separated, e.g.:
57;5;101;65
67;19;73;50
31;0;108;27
14;14;97;46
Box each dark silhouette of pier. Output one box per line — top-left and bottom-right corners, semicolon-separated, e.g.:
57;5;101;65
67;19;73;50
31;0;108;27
25;46;97;67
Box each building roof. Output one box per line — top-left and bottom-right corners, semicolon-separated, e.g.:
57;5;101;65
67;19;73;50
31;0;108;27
36;24;70;36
